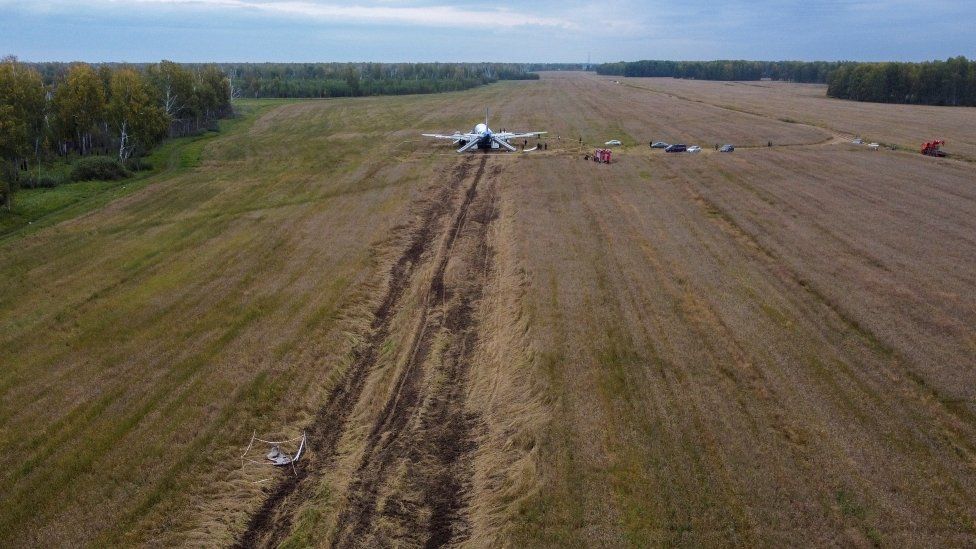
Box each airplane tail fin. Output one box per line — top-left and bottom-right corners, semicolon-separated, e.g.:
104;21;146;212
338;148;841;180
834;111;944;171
485;107;489;127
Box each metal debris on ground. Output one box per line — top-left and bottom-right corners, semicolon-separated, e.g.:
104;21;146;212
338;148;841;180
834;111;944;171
241;431;307;480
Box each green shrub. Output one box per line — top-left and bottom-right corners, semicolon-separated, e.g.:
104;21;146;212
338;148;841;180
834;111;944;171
17;172;58;189
70;156;131;182
18;173;36;189
127;157;153;172
36;175;60;188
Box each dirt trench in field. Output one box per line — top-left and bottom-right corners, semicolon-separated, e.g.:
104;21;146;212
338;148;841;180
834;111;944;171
238;155;499;548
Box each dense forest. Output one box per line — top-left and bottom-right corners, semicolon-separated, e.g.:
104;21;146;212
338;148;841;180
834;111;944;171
596;58;976;106
827;57;976;106
218;62;540;98
595;60;847;83
0;57;232;210
526;63;592;72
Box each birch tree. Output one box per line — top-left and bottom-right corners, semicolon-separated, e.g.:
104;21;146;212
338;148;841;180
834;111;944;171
147;60;194;119
52;63;105;155
107;68;168;164
0;57;45;210
195;65;232;121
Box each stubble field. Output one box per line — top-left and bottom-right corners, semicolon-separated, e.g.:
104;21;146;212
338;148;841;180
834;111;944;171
1;72;974;547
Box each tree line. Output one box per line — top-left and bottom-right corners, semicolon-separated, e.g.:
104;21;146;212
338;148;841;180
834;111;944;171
596;58;976;106
219;62;539;99
2;60;544;211
1;57;232;210
596;60;845;83
827;57;976;106
526;63;592;72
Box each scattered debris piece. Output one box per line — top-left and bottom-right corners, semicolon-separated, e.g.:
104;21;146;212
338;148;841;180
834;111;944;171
241;431;307;479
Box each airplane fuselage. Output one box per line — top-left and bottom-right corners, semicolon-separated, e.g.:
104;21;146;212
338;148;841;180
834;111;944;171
457;123;496;149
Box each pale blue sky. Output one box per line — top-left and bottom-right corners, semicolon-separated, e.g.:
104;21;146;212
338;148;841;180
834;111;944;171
1;0;973;63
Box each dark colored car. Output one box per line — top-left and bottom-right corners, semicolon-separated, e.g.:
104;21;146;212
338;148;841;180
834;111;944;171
650;141;669;149
719;144;734;152
664;144;687;153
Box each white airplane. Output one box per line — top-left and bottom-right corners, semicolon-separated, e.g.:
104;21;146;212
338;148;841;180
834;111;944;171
423;109;546;153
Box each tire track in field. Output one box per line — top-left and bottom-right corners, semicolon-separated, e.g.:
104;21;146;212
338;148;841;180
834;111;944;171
236;157;478;548
331;156;496;548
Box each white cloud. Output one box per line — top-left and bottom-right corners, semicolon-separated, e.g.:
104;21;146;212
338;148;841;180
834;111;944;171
18;0;579;29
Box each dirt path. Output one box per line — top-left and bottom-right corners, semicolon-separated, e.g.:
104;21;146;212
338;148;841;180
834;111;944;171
237;155;498;548
329;156;497;548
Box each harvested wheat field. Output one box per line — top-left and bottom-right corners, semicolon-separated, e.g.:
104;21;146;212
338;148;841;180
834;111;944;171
1;72;975;547
615;76;976;160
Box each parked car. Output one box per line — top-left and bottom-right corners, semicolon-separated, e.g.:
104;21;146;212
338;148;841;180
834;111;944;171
605;140;622;146
852;138;863;145
650;141;669;149
719;144;734;152
664;144;687;153
687;145;702;153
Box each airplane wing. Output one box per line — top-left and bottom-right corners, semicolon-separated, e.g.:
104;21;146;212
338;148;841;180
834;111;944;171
494;131;548;140
423;132;479;141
